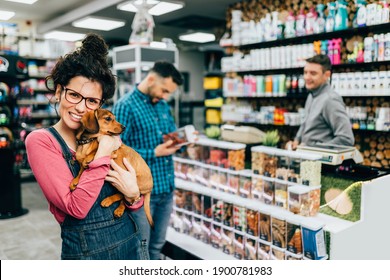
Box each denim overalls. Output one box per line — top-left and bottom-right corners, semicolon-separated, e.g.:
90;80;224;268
47;127;149;260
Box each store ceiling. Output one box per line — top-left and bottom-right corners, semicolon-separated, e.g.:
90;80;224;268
3;0;239;50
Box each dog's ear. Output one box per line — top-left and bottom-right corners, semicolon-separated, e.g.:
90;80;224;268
81;110;100;134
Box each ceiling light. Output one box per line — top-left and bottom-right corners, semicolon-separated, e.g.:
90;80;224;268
117;0;184;16
179;32;216;43
72;16;125;31
148;2;184;16
5;0;38;4
0;10;15;20
117;0;160;13
43;31;85;42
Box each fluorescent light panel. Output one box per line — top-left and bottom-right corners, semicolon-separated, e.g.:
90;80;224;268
149;2;183;16
72;17;125;31
5;0;38;4
44;31;85;42
117;0;183;16
117;0;160;13
0;10;15;20
179;32;216;43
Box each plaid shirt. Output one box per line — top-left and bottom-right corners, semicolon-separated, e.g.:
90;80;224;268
112;87;177;195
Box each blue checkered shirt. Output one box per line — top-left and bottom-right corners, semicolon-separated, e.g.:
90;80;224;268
112;87;177;195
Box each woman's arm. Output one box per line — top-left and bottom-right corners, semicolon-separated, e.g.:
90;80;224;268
25;130;110;219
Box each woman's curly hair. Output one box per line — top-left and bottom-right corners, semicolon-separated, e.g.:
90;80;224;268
47;33;115;101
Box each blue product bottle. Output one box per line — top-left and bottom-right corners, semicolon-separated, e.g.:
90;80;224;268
326;2;336;32
315;4;326;34
353;0;367;27
335;0;349;31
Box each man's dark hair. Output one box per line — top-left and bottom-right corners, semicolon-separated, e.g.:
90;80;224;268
151;61;183;86
306;54;332;72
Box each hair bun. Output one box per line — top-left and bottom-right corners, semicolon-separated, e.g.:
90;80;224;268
80;33;108;61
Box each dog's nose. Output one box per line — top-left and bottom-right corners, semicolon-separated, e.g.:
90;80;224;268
121;125;125;130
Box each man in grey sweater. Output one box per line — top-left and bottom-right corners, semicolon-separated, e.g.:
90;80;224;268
289;54;354;150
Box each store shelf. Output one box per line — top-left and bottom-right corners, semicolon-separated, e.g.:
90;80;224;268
165;227;234;260
175;178;354;234
17;99;51;106
238;23;390;50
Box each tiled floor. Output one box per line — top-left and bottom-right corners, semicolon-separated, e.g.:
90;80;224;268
0;181;61;260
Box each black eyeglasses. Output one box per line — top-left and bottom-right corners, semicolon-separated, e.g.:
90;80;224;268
62;86;103;110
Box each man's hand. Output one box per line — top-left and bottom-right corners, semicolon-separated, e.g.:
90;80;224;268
154;140;181;157
286;140;299;150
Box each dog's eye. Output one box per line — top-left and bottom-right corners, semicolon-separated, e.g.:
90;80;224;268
105;117;112;121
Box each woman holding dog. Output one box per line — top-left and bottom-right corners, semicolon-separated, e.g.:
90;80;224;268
25;33;148;260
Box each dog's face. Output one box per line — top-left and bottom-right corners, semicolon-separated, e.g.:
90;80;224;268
78;108;124;137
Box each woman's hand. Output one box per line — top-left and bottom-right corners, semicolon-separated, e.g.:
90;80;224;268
94;135;122;160
105;158;140;201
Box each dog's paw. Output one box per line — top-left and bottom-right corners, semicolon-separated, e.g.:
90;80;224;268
114;208;125;218
69;182;78;191
100;198;112;207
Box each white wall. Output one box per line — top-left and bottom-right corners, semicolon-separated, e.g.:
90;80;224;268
178;50;204;102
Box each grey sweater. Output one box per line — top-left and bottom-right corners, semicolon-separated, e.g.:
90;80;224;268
295;83;354;146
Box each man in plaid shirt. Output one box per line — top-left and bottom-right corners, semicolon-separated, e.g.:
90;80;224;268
113;61;183;260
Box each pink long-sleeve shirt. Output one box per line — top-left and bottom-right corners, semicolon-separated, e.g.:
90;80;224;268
25;129;111;224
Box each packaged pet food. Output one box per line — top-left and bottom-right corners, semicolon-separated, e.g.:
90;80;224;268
286;217;303;255
257;240;271;260
202;195;212;219
201;219;212;244
239;169;252;198
233;231;245;259
233;205;246;232
251;174;264;202
259;211;271;242
244;235;257;260
210;223;223;250
262;177;275;205
182;212;193;235
192;192;202;215
271;246;286;260
222;202;234;227
246;209;259;236
183;190;193;211
301;219;327;260
212;198;224;223
191;214;203;240
271;212;287;248
221;226;234;255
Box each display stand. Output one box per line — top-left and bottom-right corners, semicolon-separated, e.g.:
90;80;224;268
0;148;28;219
172;173;390;260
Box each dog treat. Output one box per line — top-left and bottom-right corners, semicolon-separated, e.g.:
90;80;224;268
212;199;224;223
287;227;302;254
222;202;233;227
202;195;212;219
174;189;185;208
191;215;203;240
239;171;252;198
227;170;239;194
244;236;257;260
300;160;322;186
258;241;271;260
233;205;246;232
246;209;259;236
251;174;264;201
201;220;212;244
259;212;271;242
192;193;202;214
272;216;287;248
274;181;288;209
263;178;275;205
233;232;245;259
218;170;228;192
183;190;193;211
221;226;234;255
271;246;286;260
182;213;192;235
209;166;221;190
251;152;277;177
228;149;245;170
210;223;222;249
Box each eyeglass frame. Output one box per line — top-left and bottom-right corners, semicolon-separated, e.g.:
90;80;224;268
62;86;104;110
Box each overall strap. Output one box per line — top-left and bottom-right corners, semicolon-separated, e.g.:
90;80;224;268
46;127;78;177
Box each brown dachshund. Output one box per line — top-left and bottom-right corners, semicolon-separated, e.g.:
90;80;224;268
70;108;154;227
